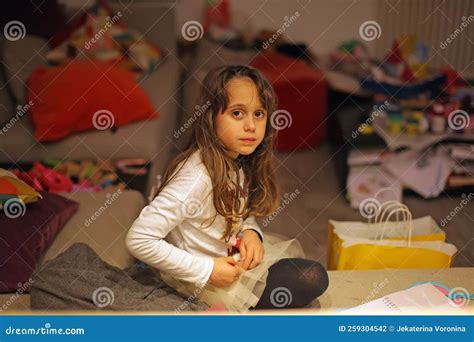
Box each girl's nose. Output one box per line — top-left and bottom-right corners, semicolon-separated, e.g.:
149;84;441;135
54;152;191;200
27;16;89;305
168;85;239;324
244;116;256;132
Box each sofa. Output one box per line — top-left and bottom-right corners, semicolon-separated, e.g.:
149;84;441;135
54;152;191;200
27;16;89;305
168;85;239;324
0;2;182;198
0;2;182;312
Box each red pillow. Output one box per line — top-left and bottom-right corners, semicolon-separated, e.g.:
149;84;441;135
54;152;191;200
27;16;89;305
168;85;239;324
0;192;79;293
27;60;157;142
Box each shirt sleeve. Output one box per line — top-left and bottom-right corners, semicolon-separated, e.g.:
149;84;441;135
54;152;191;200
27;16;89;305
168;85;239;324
126;168;214;288
241;215;264;242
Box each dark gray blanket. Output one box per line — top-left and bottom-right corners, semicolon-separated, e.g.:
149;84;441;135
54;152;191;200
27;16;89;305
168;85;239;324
30;243;208;312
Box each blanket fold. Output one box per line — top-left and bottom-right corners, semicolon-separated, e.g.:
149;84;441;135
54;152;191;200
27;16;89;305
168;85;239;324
31;243;208;312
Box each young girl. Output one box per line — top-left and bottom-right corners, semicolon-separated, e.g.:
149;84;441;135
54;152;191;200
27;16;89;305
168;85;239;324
126;65;328;312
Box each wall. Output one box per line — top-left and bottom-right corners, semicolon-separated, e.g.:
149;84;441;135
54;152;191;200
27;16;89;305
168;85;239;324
176;0;379;55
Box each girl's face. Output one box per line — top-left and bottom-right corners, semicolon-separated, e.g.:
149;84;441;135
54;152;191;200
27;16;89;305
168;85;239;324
215;77;267;159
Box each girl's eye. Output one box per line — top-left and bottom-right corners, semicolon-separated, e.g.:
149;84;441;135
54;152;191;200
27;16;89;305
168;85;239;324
232;110;243;118
255;111;266;118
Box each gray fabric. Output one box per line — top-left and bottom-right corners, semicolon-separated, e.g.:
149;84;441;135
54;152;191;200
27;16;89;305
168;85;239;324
0;71;14;125
31;243;209;311
2;35;49;105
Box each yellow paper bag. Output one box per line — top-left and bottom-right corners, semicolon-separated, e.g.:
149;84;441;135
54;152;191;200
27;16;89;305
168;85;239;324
327;201;456;270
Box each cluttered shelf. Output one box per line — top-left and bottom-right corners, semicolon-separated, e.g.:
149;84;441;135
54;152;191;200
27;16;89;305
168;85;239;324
324;36;473;206
344;87;473;207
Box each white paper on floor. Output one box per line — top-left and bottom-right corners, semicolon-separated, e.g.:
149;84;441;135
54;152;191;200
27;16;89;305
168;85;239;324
344;283;460;314
382;147;456;198
347;165;402;209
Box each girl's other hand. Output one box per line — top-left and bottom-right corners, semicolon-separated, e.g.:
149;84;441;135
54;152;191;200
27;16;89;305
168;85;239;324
239;230;264;270
209;256;242;288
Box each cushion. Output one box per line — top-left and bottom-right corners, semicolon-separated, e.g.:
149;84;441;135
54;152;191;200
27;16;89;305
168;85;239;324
27;60;157;142
0;192;78;293
47;0;163;75
0;168;42;206
250;52;327;150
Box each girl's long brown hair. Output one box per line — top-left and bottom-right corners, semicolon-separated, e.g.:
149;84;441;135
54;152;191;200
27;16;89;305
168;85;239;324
156;65;279;239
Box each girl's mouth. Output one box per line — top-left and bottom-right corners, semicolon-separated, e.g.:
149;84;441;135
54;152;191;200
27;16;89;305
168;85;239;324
240;138;257;145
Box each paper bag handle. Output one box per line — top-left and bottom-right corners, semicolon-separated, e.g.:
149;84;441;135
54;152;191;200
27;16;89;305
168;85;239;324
380;207;413;246
369;200;413;246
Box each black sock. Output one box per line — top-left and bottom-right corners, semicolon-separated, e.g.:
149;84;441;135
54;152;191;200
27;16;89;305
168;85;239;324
250;258;329;310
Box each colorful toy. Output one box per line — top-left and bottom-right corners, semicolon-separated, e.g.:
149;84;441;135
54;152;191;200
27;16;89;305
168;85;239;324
388;113;404;135
115;158;149;175
384;35;430;82
405;116;418;136
99;173;118;189
71;179;102;192
13;170;44;192
79;160;95;179
29;162;73;192
10;157;150;194
412;111;429;134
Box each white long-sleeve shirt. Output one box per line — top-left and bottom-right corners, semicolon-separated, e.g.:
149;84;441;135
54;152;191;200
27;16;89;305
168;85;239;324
126;150;264;288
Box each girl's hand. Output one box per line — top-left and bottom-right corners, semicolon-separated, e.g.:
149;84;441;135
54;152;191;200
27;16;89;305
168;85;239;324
209;256;242;288
239;230;264;270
